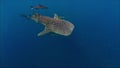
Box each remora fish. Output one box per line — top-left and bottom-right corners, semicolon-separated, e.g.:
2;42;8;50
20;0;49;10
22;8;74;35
31;4;48;10
22;13;75;36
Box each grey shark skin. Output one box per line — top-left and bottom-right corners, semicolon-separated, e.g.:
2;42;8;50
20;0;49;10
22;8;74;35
27;13;75;36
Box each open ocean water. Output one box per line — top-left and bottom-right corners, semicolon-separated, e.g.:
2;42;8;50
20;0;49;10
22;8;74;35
0;0;120;67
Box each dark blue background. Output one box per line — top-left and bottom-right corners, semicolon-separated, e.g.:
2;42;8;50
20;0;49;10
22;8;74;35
0;0;120;67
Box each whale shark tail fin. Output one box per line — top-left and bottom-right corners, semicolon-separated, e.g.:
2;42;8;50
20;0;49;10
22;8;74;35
20;14;31;20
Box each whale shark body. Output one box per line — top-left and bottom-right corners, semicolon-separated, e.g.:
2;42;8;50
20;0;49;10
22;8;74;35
23;13;75;36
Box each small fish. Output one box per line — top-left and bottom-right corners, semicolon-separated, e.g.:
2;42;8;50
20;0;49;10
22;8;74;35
31;4;48;10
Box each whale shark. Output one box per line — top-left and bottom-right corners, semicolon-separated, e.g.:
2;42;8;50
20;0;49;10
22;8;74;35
22;13;75;36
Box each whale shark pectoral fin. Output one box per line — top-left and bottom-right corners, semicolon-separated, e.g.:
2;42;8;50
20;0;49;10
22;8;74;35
37;26;51;36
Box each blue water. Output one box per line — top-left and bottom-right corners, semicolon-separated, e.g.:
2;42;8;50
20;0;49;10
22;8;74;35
0;0;120;67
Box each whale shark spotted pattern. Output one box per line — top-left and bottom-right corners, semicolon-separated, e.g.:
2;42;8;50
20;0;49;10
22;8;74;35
25;13;75;36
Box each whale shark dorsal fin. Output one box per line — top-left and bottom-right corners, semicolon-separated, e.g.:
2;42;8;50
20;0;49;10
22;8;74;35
54;13;65;20
54;13;59;20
